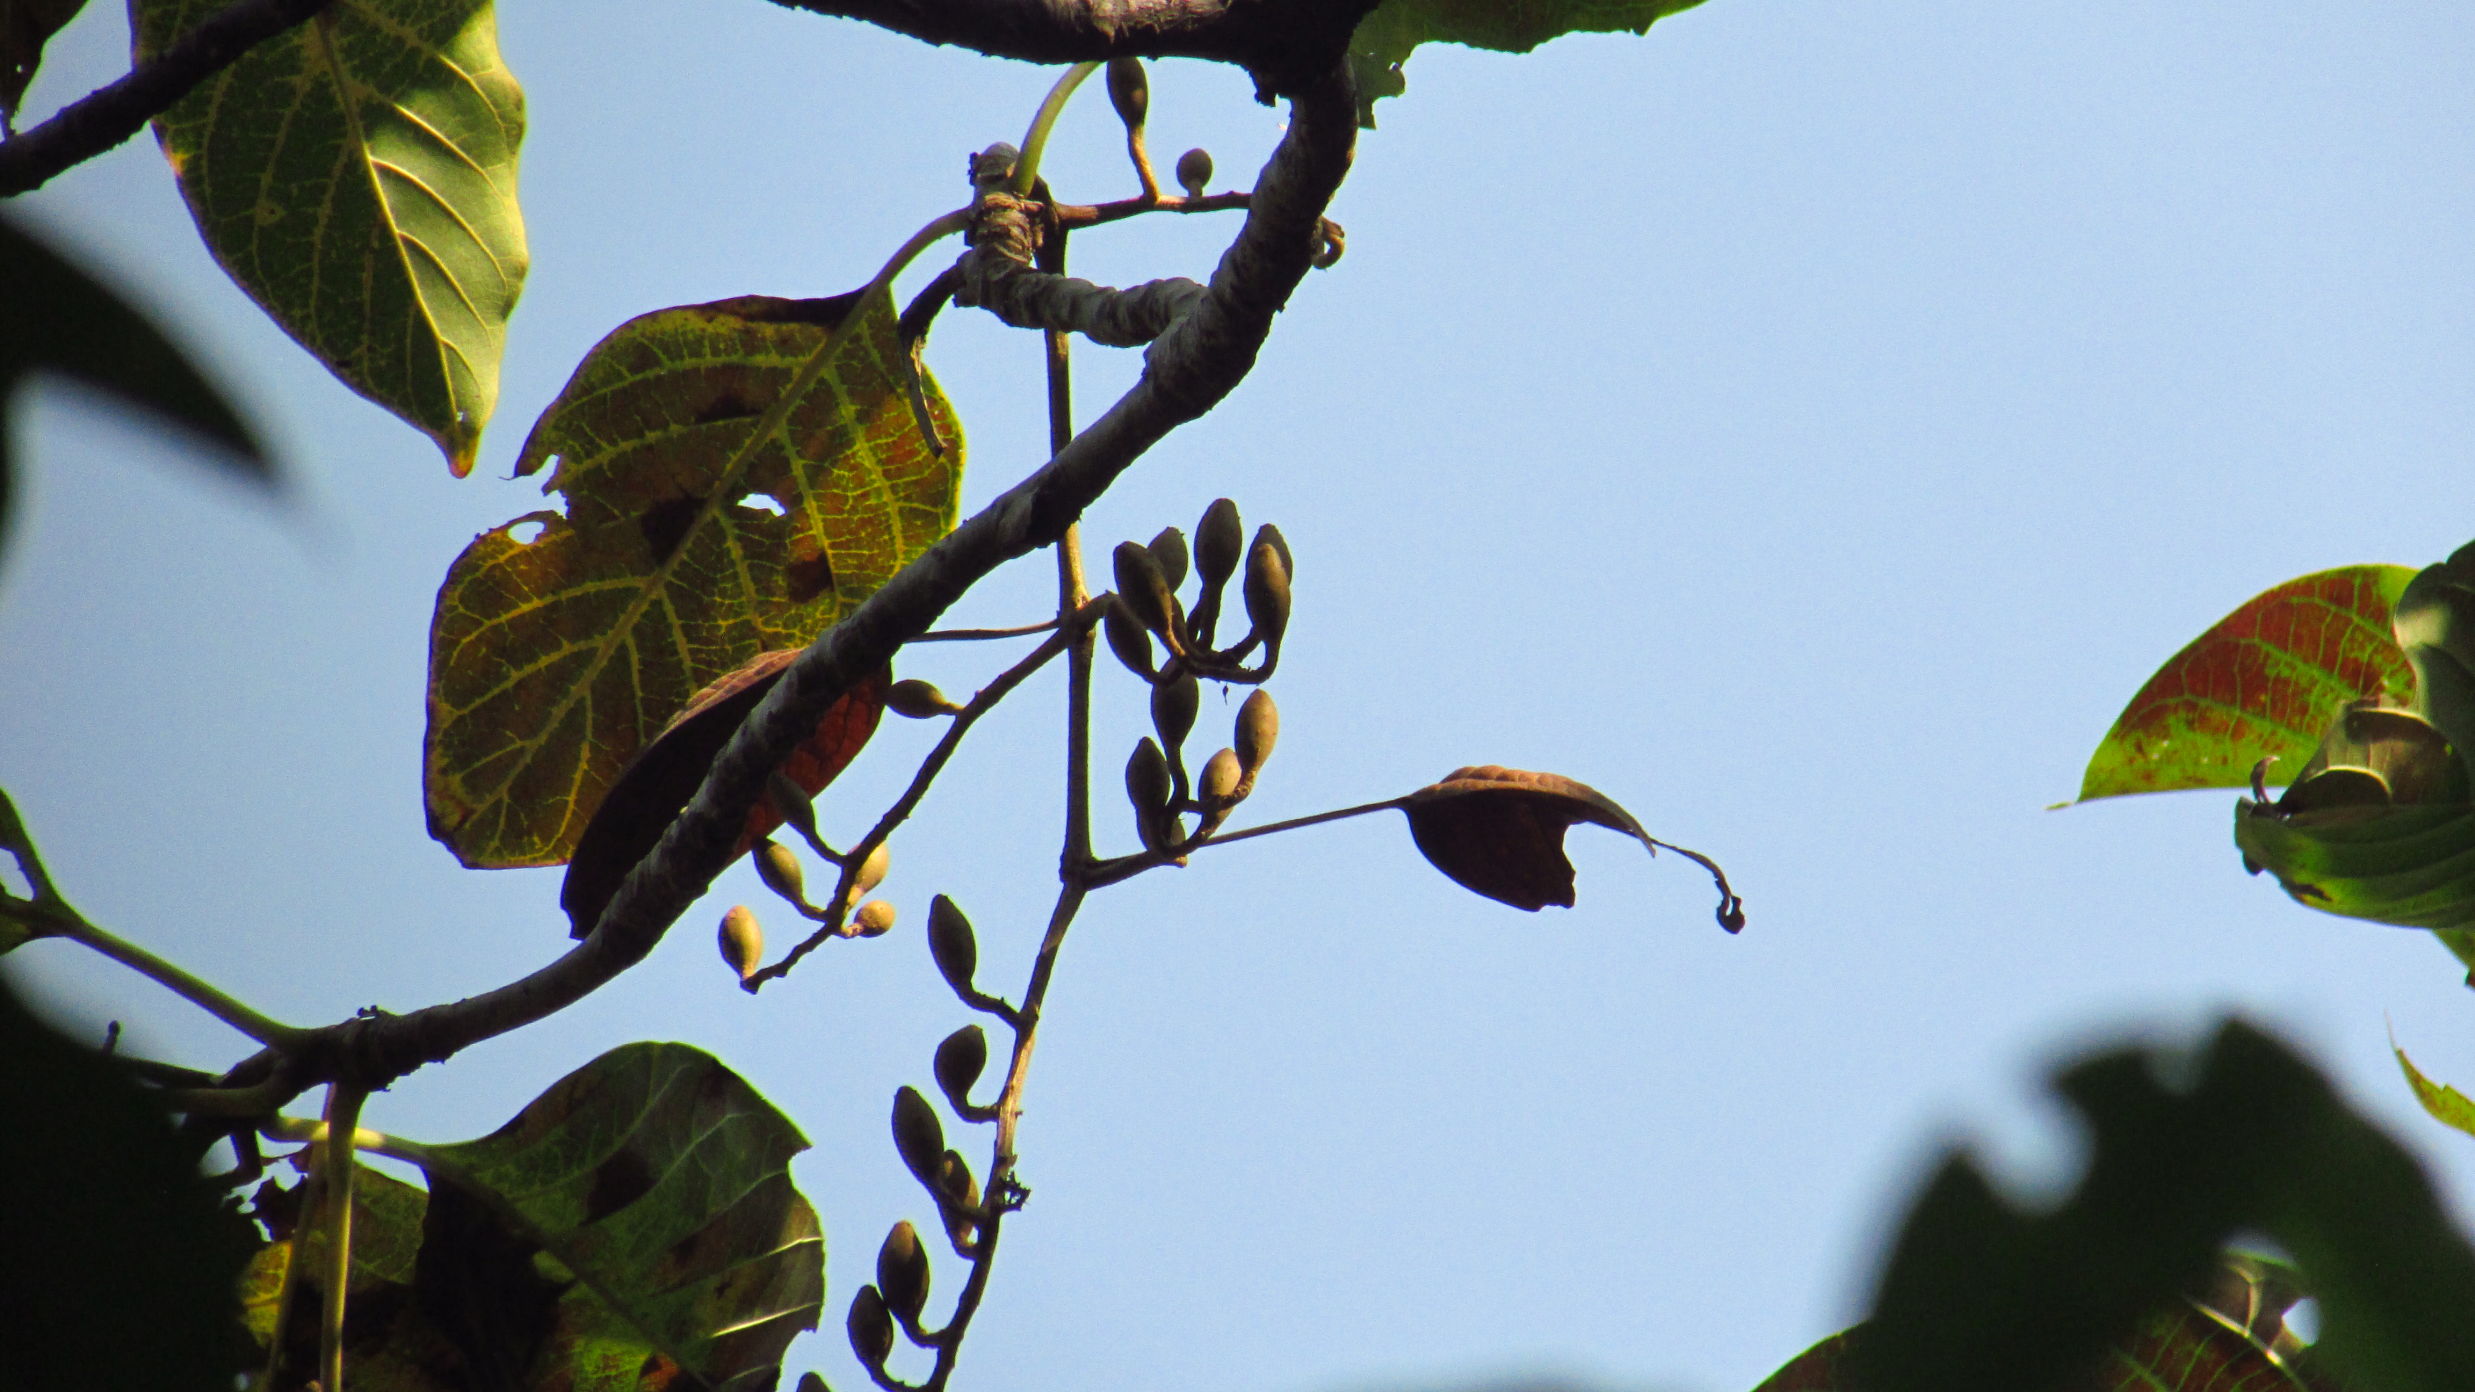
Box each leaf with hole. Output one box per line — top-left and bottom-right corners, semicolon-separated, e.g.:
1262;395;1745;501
561;649;888;938
133;0;527;474
1398;765;1742;930
2077;566;2419;804
425;287;960;870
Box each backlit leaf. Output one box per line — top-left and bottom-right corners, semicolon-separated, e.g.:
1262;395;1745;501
424;288;960;869
1749;1298;2329;1392
1349;0;1709;122
2077;566;2418;804
2394;1043;2475;1142
560;649;888;938
1397;764;1743;930
133;0;527;474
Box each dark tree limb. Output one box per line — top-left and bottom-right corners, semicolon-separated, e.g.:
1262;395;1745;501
0;0;334;197
955;194;1204;345
201;58;1360;1109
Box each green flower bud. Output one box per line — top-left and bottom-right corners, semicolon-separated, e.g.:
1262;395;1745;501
1195;498;1243;594
1148;526;1190;592
1176;147;1213;198
847;1286;894;1369
877;1221;931;1320
1236;690;1279;776
929;894;978;998
854;899;897;937
1200;747;1244;806
1113;540;1179;638
1104;598;1158;679
887;678;963;718
754;840;805;905
1107;57;1149;130
1152;670;1199;756
935;1024;988;1112
892;1086;945;1184
1243;534;1291;652
718;904;764;985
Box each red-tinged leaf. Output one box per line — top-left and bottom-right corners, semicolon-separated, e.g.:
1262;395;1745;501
2077;565;2418;803
560;651;886;938
1397;765;1743;931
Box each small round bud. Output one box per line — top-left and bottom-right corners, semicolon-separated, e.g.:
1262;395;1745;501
1242;535;1291;651
1200;747;1244;806
1235;690;1279;776
718;905;764;984
1106;57;1149;131
887;678;963;718
853;840;892;896
1112;540;1179;638
1103;599;1157;679
854;900;897;937
847;1286;894;1369
929;895;978;997
935;1025;989;1112
892;1086;945;1184
1151;670;1199;755
1148;527;1190;592
1195;498;1243;593
1176;147;1213;198
754;840;805;905
877;1221;931;1320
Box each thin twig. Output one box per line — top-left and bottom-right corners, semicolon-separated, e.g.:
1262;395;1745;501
319;1084;367;1392
1056;189;1249;227
41;915;304;1047
0;0;335;197
912;619;1059;643
1082;796;1408;888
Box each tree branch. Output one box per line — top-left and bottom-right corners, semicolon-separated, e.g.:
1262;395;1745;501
955;195;1205;346
200;58;1360;1109
0;0;335;198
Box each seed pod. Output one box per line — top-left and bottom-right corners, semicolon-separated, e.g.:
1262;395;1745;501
928;894;977;998
877;1221;931;1320
1195;498;1243;594
754;840;806;905
846;1286;894;1369
892;1086;945;1184
718;905;764;984
1200;747;1244;806
1236;690;1279;775
1176;146;1213;198
1242;535;1291;651
854;899;898;937
853;840;892;895
1148;526;1190;592
1106;56;1149;131
1151;670;1199;756
1112;540;1178;638
1103;598;1157;679
887;678;962;718
934;1024;988;1111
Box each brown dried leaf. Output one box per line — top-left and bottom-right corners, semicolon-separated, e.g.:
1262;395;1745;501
1399;765;1743;931
560;650;887;938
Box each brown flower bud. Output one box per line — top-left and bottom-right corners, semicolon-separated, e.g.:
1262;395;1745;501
929;894;977;998
1200;747;1244;806
1195;498;1243;594
1152;670;1199;756
877;1221;930;1320
934;1025;988;1112
892;1086;945;1183
718;904;764;985
1103;598;1157;679
1107;56;1149;130
1148;526;1190;592
1243;533;1290;652
1113;540;1179;639
1176;146;1213;198
854;899;897;937
887;678;962;718
847;1285;894;1369
1236;690;1279;776
753;840;805;906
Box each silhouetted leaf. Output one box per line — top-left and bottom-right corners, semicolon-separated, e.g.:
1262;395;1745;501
2078;566;2418;804
425;287;960;869
0;978;256;1391
0;210;273;566
1398;765;1742;930
133;0;527;473
1348;0;1709;122
1;0;86;120
1857;1019;2475;1392
561;650;888;938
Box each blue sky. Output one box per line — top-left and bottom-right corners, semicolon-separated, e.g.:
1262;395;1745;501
8;3;2475;1389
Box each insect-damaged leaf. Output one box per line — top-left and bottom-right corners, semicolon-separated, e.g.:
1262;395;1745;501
2077;566;2418;804
425;287;960;870
242;1043;823;1390
1398;765;1743;930
561;649;887;938
133;0;527;474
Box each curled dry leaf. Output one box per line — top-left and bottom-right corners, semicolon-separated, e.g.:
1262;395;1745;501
1399;766;1743;931
560;650;888;938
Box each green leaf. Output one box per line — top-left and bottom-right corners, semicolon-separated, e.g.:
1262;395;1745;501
0;977;257;1390
2;0;87;120
2391;543;2475;765
1348;0;1710;122
241;1044;823;1389
1855;1019;2475;1392
1749;1296;2328;1392
423;288;961;869
2076;566;2418;804
0;209;274;568
132;0;527;475
2233;799;2475;931
2394;1043;2475;1141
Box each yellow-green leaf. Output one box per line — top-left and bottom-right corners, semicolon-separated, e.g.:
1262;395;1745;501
132;0;526;474
423;288;961;868
2394;1042;2475;1141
